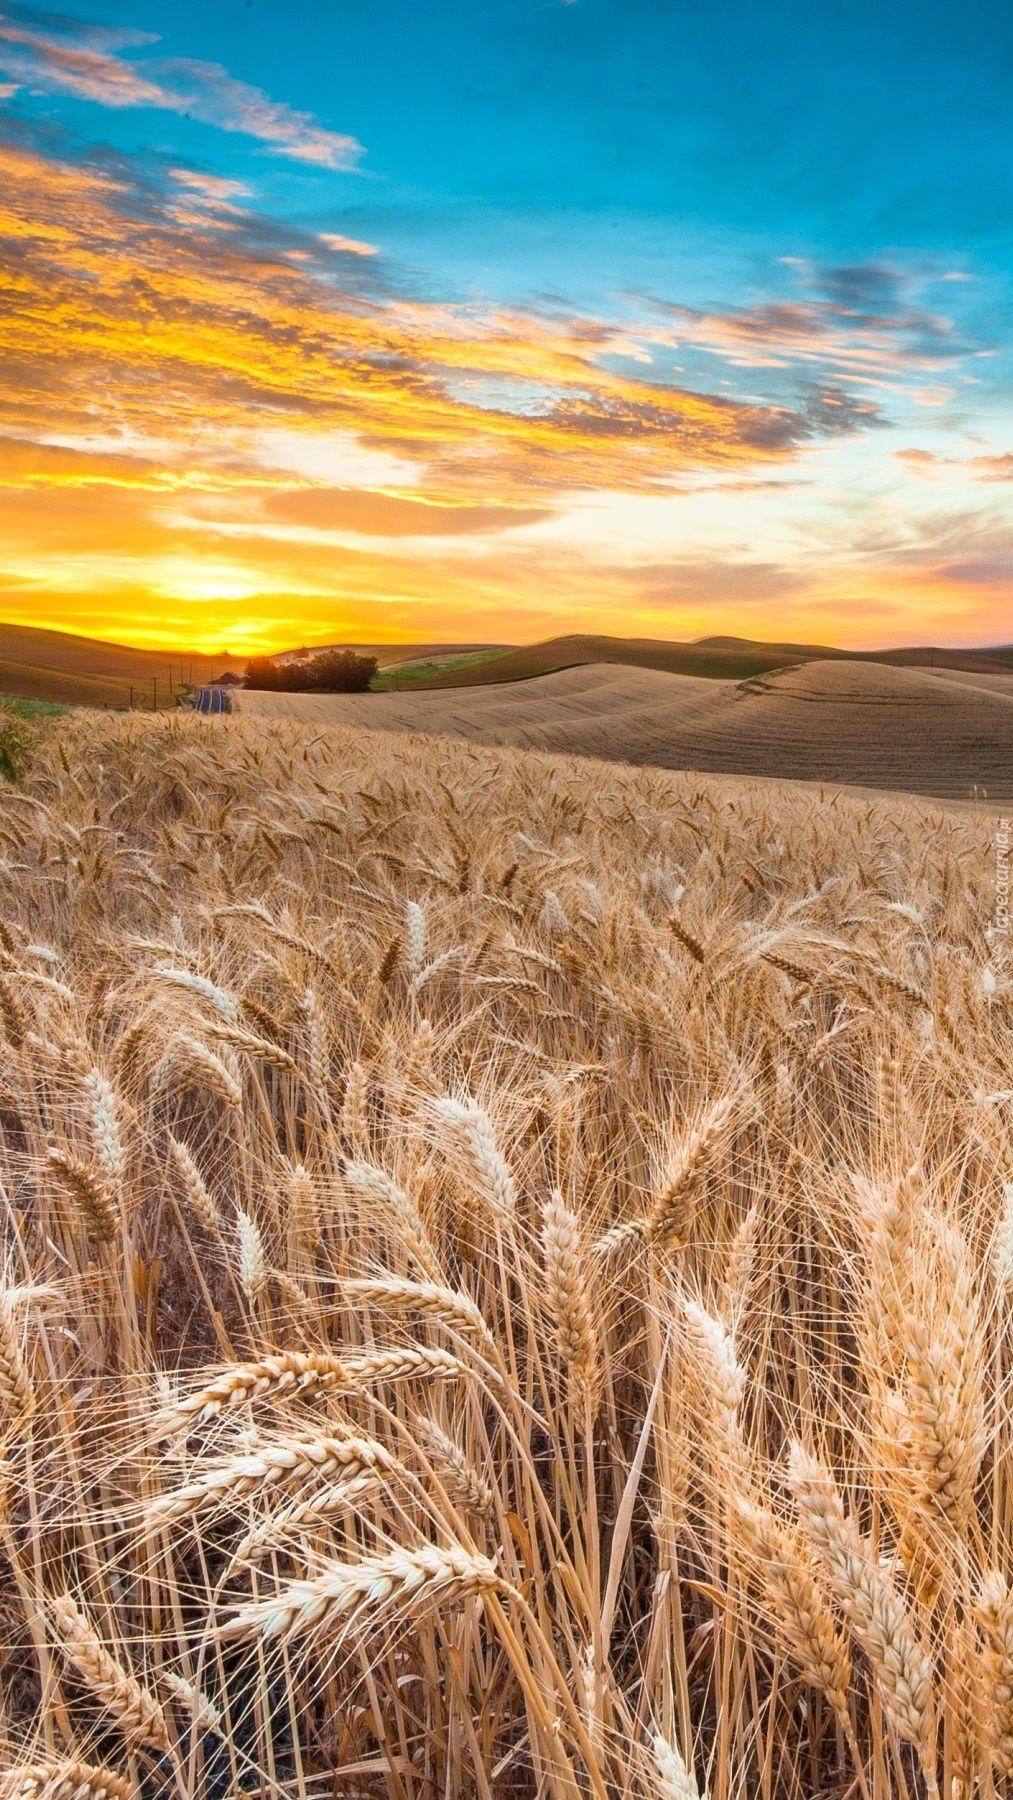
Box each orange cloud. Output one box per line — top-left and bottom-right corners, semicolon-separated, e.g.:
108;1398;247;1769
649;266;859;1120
0;139;815;500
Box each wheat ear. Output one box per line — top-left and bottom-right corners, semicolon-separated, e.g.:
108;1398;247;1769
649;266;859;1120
415;1415;494;1518
682;1299;745;1469
82;1069;125;1193
0;1764;134;1800
541;1191;601;1412
339;1060;368;1146
208;1021;301;1078
286;1160;318;1258
161;1345;465;1434
152;967;237;1019
592;1219;645;1258
233;1467;393;1562
651;1730;704;1799
646;1094;737;1249
152;1036;243;1107
45;1148;117;1243
975;1572;1013;1775
343;1276;495;1346
732;1494;851;1714
340;1160;437;1269
167;1134;219;1232
48;1594;168;1750
433;1097;517;1226
787;1444;933;1757
218;1543;500;1645
0;1289;34;1428
161;1668;222;1734
234;1209;268;1302
722;1204;760;1324
147;1432;394;1524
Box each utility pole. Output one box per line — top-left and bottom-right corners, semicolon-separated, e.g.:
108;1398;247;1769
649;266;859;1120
128;686;134;710
152;677;157;711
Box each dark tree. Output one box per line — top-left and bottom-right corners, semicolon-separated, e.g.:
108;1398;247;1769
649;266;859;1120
244;651;378;693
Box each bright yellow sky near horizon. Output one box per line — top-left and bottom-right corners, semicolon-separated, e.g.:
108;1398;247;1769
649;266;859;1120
2;130;1012;658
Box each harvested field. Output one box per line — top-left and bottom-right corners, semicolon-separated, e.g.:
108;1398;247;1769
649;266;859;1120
235;656;1013;798
0;707;1010;1799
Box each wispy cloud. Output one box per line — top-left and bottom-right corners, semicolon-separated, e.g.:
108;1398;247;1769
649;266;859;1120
895;447;1013;483
318;233;378;258
652;262;974;394
0;8;364;169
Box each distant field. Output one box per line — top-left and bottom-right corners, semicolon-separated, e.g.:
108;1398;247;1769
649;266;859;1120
410;631;1013;689
4;619;1012;706
371;649;509;690
0;691;69;718
234;657;1013;799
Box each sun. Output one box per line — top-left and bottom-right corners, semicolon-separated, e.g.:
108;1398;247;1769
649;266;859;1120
152;558;266;605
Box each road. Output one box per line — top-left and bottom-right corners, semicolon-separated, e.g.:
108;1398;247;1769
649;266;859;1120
196;687;231;715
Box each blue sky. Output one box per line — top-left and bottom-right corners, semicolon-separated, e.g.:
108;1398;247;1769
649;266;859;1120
0;0;1010;650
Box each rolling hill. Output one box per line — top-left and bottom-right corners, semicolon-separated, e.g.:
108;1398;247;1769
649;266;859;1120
409;632;1013;689
233;658;1013;800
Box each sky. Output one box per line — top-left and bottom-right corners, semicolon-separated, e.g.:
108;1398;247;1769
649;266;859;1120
0;0;1011;654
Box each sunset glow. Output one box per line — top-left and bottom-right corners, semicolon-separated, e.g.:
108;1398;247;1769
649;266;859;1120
1;2;1010;652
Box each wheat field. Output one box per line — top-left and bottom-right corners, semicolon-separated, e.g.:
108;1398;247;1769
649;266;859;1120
0;709;1010;1800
